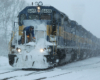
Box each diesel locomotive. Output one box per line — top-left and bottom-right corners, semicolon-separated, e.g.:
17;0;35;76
8;2;100;68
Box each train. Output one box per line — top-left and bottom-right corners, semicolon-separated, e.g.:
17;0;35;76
8;2;100;69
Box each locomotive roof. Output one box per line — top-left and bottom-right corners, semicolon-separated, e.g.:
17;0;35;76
18;5;63;15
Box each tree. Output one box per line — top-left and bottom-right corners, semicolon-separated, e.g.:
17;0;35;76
0;0;28;56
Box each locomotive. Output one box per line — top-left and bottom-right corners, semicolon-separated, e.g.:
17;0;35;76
8;2;100;68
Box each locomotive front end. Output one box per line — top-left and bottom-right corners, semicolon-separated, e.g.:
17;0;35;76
8;3;61;69
8;21;57;68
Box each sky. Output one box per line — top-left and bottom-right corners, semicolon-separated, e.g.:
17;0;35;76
26;0;100;38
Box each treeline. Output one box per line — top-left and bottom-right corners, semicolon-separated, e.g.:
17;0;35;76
0;0;28;56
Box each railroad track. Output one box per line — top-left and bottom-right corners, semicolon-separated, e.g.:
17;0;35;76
0;68;54;80
35;63;100;80
0;69;21;75
61;61;100;69
35;60;100;80
35;71;72;80
0;58;100;80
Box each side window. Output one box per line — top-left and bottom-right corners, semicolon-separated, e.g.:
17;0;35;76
41;14;51;20
20;14;26;25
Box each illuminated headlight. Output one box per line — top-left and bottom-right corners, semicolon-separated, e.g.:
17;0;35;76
40;49;44;52
37;6;40;10
17;48;21;53
37;6;40;13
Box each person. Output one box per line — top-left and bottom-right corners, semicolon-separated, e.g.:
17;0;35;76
22;26;35;43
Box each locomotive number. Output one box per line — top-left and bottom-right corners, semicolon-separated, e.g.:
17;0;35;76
27;9;36;13
41;9;52;13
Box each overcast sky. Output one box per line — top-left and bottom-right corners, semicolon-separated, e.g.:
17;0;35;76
26;0;100;38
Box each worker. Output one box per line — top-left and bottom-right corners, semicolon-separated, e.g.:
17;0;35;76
22;26;35;43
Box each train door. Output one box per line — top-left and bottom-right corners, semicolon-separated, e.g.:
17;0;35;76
52;11;57;35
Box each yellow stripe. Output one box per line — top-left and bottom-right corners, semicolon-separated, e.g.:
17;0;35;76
19;25;24;35
46;25;53;36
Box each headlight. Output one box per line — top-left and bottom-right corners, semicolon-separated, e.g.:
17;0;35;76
16;48;21;53
37;6;40;10
37;6;40;13
40;49;44;52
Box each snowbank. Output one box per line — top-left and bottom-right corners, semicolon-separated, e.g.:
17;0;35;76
13;38;56;69
0;56;9;67
0;56;13;71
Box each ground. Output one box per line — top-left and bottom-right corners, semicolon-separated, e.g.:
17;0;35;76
0;56;100;80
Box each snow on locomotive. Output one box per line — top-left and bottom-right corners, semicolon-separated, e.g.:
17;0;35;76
8;2;100;69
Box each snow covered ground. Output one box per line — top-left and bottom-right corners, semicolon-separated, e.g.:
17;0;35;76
0;56;100;80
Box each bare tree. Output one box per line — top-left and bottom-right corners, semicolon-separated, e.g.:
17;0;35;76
0;0;27;56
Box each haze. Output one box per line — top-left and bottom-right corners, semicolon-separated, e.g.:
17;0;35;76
26;0;100;38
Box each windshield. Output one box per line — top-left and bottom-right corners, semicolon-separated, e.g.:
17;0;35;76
28;14;39;19
41;14;51;20
28;14;51;20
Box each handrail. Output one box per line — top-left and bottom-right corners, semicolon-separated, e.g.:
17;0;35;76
9;31;16;53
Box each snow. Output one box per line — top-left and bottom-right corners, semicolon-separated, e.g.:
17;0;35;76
0;56;14;73
45;68;100;80
26;42;36;46
0;56;10;68
13;38;56;69
0;56;100;80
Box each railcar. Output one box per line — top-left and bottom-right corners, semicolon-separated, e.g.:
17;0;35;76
8;2;100;68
